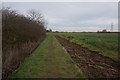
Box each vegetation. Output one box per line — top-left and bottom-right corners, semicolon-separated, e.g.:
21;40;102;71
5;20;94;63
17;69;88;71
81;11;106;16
52;32;119;61
2;7;119;79
12;35;85;78
2;7;46;78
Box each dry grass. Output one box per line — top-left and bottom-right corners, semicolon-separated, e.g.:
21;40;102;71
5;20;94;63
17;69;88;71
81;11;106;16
2;37;45;79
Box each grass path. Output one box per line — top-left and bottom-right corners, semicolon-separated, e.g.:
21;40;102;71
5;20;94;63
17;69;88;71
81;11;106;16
12;35;84;78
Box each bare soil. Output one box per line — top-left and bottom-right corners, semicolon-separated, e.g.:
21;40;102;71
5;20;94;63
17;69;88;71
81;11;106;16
55;35;120;78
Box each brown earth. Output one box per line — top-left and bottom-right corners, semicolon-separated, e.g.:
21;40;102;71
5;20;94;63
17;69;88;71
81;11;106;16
55;35;120;78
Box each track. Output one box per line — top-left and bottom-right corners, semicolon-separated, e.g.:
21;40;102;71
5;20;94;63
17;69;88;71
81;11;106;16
11;35;84;78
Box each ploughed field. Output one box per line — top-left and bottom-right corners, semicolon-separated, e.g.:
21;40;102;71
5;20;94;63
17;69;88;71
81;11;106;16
53;32;119;61
55;35;119;78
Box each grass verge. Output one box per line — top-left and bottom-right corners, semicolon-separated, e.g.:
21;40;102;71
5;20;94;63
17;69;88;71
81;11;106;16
11;35;85;78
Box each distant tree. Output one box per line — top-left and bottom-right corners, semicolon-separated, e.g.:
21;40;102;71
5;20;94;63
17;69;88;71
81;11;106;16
97;30;100;33
55;31;59;32
46;28;52;32
46;30;49;32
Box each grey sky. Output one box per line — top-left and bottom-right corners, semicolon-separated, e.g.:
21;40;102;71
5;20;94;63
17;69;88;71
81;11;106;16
3;2;118;32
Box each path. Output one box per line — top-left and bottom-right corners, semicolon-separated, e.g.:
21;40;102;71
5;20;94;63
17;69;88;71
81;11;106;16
12;35;84;78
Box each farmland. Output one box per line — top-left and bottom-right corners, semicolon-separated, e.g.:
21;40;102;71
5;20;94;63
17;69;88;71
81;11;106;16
3;32;118;78
52;32;119;61
3;2;119;79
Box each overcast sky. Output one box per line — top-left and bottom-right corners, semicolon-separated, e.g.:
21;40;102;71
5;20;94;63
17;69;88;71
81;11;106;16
3;2;118;32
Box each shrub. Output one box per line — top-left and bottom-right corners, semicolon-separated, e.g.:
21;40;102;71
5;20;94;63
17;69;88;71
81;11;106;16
2;7;46;79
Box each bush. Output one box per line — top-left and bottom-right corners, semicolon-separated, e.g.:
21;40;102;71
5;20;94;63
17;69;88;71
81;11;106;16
2;7;46;79
2;8;46;47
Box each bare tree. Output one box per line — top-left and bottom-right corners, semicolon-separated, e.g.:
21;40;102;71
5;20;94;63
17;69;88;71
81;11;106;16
27;9;45;26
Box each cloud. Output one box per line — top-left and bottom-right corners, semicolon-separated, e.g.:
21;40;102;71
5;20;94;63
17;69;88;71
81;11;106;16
2;0;119;2
77;18;118;26
3;2;118;32
47;17;67;24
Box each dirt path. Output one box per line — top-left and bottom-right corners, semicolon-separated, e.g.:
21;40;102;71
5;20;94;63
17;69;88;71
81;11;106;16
55;35;120;78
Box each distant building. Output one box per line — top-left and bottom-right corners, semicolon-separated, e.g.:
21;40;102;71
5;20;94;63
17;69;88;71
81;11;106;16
102;29;107;32
49;29;52;32
97;29;108;33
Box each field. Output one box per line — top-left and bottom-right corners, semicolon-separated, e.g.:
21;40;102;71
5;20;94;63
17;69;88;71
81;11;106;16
52;32;119;61
3;2;119;79
11;33;119;78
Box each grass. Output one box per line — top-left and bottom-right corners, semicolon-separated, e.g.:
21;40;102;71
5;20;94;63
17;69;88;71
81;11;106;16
51;32;119;61
11;34;85;78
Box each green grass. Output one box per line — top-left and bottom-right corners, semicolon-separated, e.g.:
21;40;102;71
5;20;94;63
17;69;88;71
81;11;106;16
11;35;85;78
51;32;119;61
